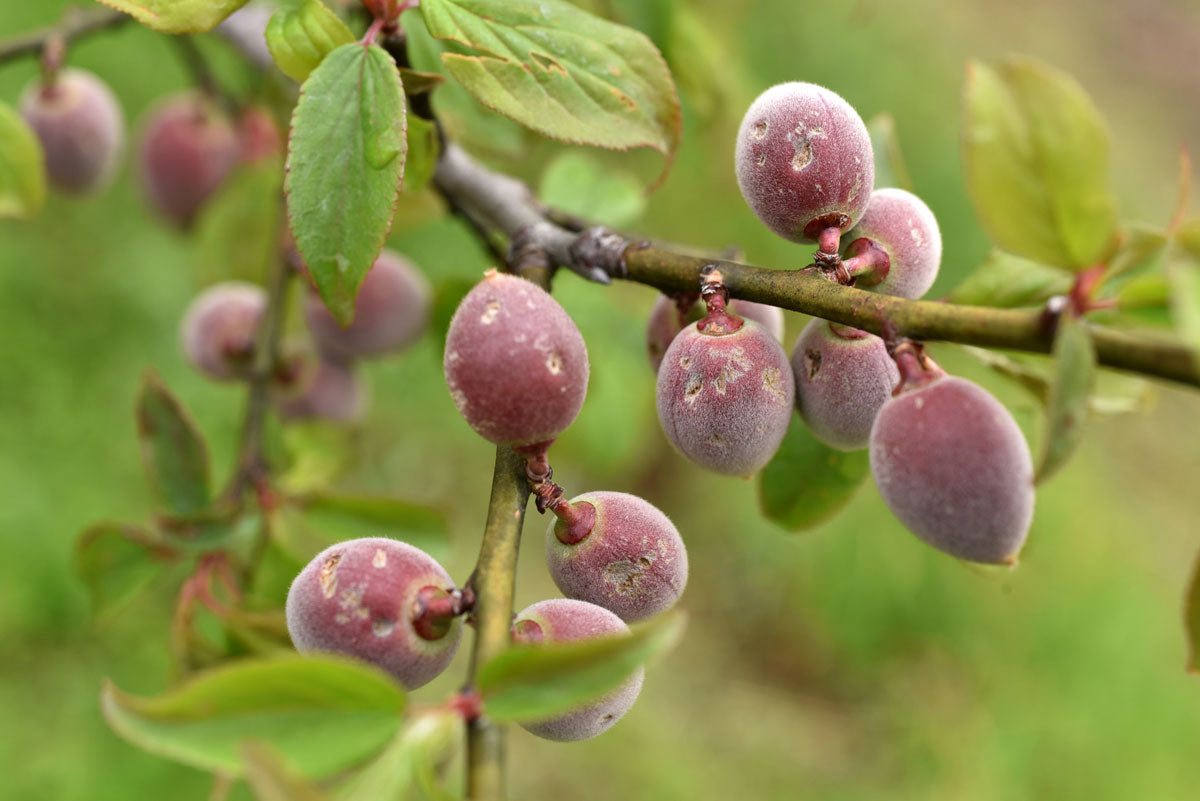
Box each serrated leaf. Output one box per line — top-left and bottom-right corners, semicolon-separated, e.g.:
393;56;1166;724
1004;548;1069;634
946;249;1074;308
402;114;440;195
101;654;406;778
1166;218;1200;360
1036;313;1096;483
963;56;1118;270
867;113;913;191
758;418;870;532
243;741;334;801
1187;550;1200;673
478;612;684;723
193;161;284;286
337;711;460;801
75;522;177;620
137;370;211;516
96;0;250;33
0;100;46;220
539;151;646;227
266;0;356;83
419;0;681;184
287;42;407;325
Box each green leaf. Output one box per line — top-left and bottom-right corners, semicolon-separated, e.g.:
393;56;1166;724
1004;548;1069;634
286;42;407;325
1036;313;1096;483
478;612;684;723
397;68;446;96
758;418;870;532
276;423;355;495
298;494;450;557
101;654;406;778
0;100;46;220
96;0;250;33
1099;223;1168;289
402;114;440;195
337;711;460;801
193;161;285;286
962;56;1118;270
74;522;176;620
1166;218;1200;360
419;0;681;184
538;151;646;227
866;113;913;191
136;370;211;516
946;249;1074;308
266;0;356;83
1187;550;1200;673
243;741;334;801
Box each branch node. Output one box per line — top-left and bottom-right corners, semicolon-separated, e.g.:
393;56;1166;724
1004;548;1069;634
568;226;630;283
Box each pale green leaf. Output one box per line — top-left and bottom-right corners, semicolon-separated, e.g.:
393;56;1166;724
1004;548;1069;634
193;161;284;286
758;418;869;532
1187;549;1200;673
1036;313;1096;483
74;522;176;620
243;741;334;801
539;151;646;226
946;249;1074;308
963;56;1118;269
337;711;460;801
136;370;211;516
96;0;250;33
101;654;406;777
266;0;355;83
0;100;46;220
286;43;407;325
402;114;440;195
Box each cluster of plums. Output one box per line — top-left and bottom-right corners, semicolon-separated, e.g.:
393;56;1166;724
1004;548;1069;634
645;82;1033;565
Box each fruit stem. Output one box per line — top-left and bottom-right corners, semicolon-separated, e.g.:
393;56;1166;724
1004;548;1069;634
817;225;842;257
412;586;472;641
841;237;891;286
888;338;944;395
697;267;744;334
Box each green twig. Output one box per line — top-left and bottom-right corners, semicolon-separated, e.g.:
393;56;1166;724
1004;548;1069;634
0;6;129;66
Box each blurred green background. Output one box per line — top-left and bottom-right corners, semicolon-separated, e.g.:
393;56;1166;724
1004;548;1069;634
2;1;1200;799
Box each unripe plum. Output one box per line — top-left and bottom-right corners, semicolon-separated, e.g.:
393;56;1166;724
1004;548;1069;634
305;250;431;361
843;188;942;299
137;93;239;227
444;271;588;448
646;293;784;372
869;376;1034;564
286;537;462;689
19;68;124;195
545;491;687;622
275;356;367;423
179;282;266;381
735;82;874;243
511;599;643;741
791;320;899;451
656;319;794;476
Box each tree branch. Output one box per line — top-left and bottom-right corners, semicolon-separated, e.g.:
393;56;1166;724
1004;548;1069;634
433;143;1200;390
0;6;129;65
464;446;532;801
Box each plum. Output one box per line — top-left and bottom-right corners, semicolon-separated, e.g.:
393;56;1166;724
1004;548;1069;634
179;282;265;381
646;293;784;372
842;188;942;299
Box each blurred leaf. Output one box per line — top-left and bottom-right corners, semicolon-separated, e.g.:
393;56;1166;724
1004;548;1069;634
75;522;177;620
962;56;1118;270
402;10;525;158
1099;224;1168;289
266;0;355;83
418;0;681;184
287;42;407;325
1166;218;1200;359
1187;550;1200;673
946;249;1073;307
758;419;870;531
397;68;446;96
402;114;440;195
96;0;249;33
430;277;478;353
223;609;293;657
0;100;46;220
277;422;355;495
538;151;646;227
136;370;211;516
101;654;406;778
337;711;460;801
243;741;334;801
193;161;285;286
867;113;913;191
298;494;450;556
478;612;684;723
1036;313;1096;483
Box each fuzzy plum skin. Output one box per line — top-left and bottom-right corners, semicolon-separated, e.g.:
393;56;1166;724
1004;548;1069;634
791;320;899;451
444;271;589;447
137;94;239;227
305;250;431;360
646;294;784;371
869;376;1034;564
20;69;124;195
846;188;942;299
512;599;644;742
275;358;367;423
180;282;266;381
735;82;874;242
656;320;794;476
286;538;462;689
546;492;687;622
